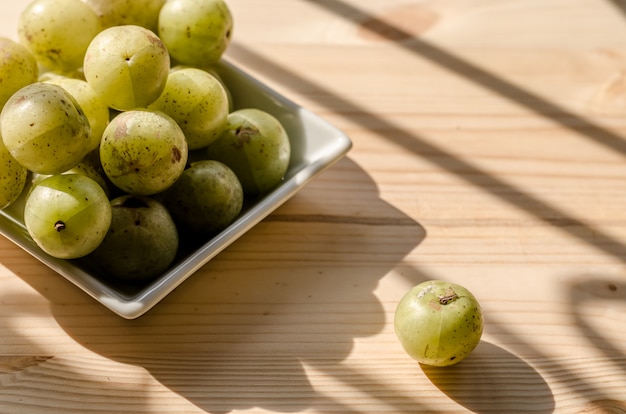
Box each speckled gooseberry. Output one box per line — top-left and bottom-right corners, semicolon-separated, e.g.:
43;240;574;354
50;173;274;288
99;109;188;196
159;160;243;237
205;108;291;196
89;195;179;282
394;280;484;367
0;82;91;175
24;174;112;259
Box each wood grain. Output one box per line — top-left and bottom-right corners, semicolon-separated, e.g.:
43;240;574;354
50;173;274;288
1;0;626;412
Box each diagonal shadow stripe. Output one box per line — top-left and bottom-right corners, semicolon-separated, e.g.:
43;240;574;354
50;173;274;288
305;0;626;157
607;0;626;16
227;41;626;263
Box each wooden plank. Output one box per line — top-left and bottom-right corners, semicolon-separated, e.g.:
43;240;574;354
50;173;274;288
0;0;625;412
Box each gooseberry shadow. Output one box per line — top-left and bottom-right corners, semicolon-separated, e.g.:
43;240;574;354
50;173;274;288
421;341;556;413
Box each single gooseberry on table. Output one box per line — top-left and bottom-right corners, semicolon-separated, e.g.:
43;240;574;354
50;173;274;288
394;280;484;367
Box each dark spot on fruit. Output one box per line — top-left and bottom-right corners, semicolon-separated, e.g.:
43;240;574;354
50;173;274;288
233;126;256;148
54;221;66;232
147;32;167;52
172;147;182;163
608;283;618;292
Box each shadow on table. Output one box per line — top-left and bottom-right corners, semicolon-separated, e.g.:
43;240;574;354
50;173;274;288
422;341;555;413
565;276;626;412
39;156;432;413
566;276;626;358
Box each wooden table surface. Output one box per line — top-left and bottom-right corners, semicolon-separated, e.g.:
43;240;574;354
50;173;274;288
2;0;626;412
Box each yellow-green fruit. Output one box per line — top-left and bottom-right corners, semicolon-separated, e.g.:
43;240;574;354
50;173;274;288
148;67;229;149
99;109;188;196
158;0;233;66
0;82;91;175
394;280;483;367
0;37;38;110
18;0;102;73
43;76;109;152
83;25;170;111
24;174;111;259
81;0;166;33
32;152;110;198
205;108;291;196
90;195;178;282
0;137;28;209
160;160;243;236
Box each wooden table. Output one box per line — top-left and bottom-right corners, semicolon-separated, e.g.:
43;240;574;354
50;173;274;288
2;0;626;412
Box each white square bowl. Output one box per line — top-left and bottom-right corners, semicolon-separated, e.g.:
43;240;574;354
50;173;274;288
0;60;352;319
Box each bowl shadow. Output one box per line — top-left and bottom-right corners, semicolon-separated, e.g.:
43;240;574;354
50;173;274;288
3;156;428;413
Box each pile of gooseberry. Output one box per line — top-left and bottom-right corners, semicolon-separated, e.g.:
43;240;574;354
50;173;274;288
0;0;291;282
